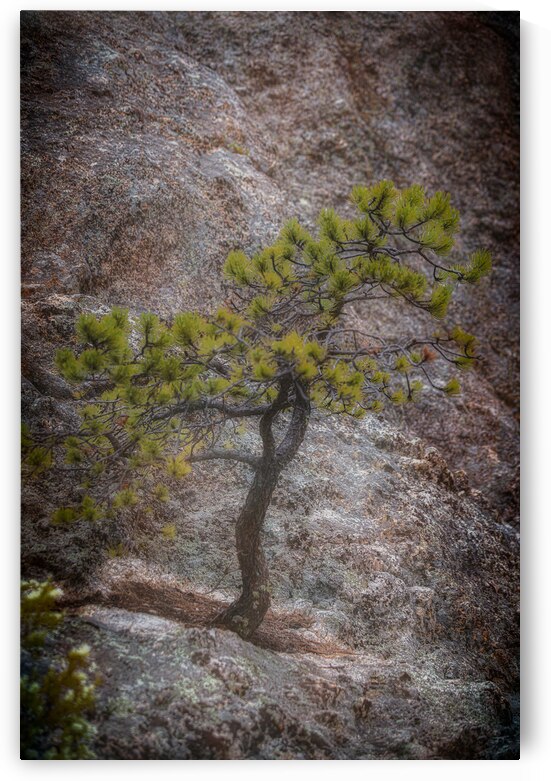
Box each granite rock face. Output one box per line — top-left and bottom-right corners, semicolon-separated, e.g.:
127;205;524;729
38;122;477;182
21;11;519;759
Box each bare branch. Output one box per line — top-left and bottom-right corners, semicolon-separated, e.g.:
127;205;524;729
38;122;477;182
153;399;275;422
189;449;259;468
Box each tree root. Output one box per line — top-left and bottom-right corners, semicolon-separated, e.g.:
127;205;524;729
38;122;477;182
62;579;351;656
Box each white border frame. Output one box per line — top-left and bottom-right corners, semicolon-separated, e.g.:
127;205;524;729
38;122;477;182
4;2;549;777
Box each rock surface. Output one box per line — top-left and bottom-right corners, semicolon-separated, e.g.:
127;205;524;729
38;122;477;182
21;11;519;759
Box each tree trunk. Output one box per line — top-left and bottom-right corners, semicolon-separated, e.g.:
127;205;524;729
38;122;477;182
212;458;279;638
213;380;310;639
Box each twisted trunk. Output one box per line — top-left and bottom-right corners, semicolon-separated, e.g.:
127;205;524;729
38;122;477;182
214;381;310;639
212;460;278;637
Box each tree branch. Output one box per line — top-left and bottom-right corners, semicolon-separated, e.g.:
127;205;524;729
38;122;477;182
259;377;291;459
153;399;274;422
189;449;259;468
276;382;310;469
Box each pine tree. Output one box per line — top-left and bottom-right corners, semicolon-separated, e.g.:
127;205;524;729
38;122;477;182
20;580;97;759
22;182;491;639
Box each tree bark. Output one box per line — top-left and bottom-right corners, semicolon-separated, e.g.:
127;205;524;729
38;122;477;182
213;380;310;639
212;459;279;637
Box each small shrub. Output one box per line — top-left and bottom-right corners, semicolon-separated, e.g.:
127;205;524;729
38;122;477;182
20;580;97;760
